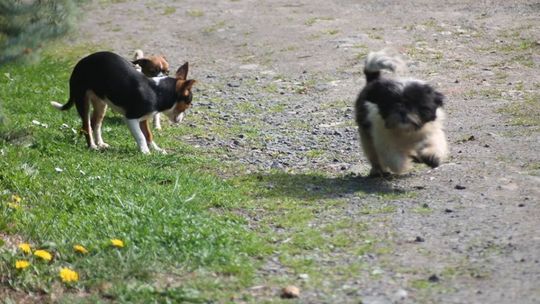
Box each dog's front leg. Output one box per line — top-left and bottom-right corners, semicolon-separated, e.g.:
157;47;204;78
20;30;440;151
140;119;167;154
153;113;162;130
126;118;150;154
418;130;448;168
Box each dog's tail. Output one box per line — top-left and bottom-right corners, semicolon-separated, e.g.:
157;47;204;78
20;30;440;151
51;99;74;111
364;49;405;83
133;49;144;60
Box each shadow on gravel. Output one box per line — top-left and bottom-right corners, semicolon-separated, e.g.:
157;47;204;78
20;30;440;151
251;172;406;200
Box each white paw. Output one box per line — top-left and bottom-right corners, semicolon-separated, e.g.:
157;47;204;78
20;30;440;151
89;144;99;151
149;142;167;154
97;142;110;149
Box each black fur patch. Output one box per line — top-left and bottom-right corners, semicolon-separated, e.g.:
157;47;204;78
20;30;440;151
355;78;443;131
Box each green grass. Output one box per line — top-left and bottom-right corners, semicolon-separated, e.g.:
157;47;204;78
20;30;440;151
0;47;266;302
497;92;540;128
186;9;204;17
162;6;176;16
304;17;334;26
0;44;432;302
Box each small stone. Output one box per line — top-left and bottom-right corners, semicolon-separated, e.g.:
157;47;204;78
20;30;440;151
281;285;300;298
517;203;525;207
444;208;453;213
393;289;408;301
227;82;240;88
239;64;259;70
298;273;309;280
454;185;466;190
415;236;425;242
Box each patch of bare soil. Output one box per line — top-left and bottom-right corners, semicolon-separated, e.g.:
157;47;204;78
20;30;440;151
70;0;539;303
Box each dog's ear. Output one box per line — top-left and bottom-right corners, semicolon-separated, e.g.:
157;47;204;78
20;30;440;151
177;79;197;97
434;91;445;106
132;58;151;67
176;62;189;80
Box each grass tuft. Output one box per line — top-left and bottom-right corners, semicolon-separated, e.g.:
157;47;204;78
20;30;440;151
0;48;263;301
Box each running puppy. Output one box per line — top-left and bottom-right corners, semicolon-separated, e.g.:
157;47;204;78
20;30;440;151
51;51;196;154
355;50;448;176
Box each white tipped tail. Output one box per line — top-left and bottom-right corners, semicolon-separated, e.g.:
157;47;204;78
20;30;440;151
133;49;144;60
364;49;405;74
51;101;64;110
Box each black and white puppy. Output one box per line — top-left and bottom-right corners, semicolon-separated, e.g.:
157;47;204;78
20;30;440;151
355;50;448;176
51;51;196;154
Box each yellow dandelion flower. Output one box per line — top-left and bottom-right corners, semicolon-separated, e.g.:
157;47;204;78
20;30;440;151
18;243;32;254
110;239;124;248
15;260;30;269
59;267;79;283
7;202;20;209
73;244;88;254
34;249;52;261
11;194;22;203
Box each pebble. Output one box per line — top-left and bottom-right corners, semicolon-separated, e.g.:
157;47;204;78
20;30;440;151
393;289;408;301
281;285;300;298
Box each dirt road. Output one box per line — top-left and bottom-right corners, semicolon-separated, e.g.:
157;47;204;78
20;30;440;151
75;1;539;302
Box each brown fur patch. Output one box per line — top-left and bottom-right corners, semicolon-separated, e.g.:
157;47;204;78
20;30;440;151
175;79;197;96
175;101;191;113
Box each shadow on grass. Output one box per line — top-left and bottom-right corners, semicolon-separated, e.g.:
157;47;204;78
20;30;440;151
247;171;407;201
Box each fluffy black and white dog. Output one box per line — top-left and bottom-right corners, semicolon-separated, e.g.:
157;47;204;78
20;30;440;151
355;50;448;176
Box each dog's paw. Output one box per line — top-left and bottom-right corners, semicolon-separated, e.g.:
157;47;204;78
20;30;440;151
368;167;391;178
88;144;99;151
97;142;110;149
420;154;441;168
149;142;167;154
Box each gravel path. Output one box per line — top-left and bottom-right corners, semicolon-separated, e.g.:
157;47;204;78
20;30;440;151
75;1;539;302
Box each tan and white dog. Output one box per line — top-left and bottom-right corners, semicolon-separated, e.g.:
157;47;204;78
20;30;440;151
132;50;172;130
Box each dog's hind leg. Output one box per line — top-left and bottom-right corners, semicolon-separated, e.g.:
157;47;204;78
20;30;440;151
140;119;166;154
359;129;387;176
90;97;109;149
382;152;411;174
75;91;97;150
372;133;411;174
